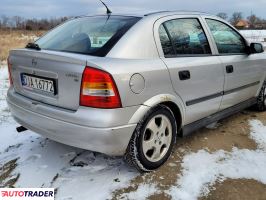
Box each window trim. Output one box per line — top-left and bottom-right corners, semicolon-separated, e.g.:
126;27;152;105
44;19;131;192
158;17;213;58
162;24;176;56
204;18;249;56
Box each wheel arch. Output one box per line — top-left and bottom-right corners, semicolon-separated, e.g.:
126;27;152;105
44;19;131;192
159;101;182;135
128;94;185;134
125;94;185;172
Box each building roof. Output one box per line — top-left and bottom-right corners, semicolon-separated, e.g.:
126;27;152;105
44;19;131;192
236;20;250;27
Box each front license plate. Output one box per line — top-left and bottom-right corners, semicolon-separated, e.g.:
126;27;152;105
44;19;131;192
21;74;56;95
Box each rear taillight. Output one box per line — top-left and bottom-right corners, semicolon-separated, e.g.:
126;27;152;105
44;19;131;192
80;67;122;109
7;57;13;86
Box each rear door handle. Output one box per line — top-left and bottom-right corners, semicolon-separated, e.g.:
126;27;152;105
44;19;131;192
226;65;234;73
179;70;190;80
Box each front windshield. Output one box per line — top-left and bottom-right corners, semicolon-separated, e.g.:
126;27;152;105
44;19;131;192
35;16;140;57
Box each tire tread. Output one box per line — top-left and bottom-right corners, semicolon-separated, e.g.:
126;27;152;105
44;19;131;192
124;105;177;172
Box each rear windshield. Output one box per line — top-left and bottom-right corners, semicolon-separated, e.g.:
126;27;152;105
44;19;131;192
35;16;140;57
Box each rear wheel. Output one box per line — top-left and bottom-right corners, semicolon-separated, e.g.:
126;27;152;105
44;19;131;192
125;105;177;172
255;82;266;111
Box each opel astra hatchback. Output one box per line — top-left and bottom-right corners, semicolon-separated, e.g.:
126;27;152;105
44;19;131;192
7;11;266;172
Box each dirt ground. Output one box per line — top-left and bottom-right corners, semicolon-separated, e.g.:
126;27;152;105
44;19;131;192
1;109;265;199
0;30;45;61
201;179;266;200
112;110;266;200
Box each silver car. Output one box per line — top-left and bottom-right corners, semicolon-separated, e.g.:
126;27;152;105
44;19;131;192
7;11;266;172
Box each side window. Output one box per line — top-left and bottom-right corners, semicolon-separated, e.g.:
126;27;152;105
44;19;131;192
206;19;247;54
159;18;211;57
159;25;175;57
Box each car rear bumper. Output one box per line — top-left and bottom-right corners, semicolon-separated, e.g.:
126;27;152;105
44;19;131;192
7;89;139;156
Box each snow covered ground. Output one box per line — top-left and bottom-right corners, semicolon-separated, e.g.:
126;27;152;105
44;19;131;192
0;64;10;122
0;64;138;199
121;120;266;200
1;62;266;199
240;30;266;47
167;120;266;200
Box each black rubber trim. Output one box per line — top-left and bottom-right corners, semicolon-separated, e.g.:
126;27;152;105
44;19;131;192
183;97;257;136
186;92;223;106
163;24;176;55
223;81;260;95
186;81;260;106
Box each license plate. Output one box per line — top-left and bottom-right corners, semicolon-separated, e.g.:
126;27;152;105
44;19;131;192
21;74;56;95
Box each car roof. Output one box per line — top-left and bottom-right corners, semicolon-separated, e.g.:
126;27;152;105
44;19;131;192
144;10;213;17
81;10;215;19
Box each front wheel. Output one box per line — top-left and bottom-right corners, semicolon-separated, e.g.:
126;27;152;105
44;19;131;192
125;105;177;172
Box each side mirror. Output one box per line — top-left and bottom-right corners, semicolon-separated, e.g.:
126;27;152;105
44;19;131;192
250;43;264;54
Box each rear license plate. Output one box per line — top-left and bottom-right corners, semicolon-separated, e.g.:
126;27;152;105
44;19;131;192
21;74;57;95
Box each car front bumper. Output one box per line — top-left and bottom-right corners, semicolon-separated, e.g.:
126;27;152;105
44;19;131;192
7;89;139;156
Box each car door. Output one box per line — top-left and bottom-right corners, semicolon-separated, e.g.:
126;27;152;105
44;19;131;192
204;18;264;110
154;16;225;125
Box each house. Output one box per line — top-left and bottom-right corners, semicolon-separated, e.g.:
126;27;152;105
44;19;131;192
235;20;250;29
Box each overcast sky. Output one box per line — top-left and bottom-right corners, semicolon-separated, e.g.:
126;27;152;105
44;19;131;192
1;0;266;19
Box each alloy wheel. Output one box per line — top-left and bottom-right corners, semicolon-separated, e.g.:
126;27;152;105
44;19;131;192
142;114;172;162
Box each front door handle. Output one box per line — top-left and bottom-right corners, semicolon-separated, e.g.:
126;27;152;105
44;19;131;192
179;70;190;80
226;65;234;73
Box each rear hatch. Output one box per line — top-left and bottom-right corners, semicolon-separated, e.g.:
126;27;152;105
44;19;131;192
8;15;140;111
9;49;87;110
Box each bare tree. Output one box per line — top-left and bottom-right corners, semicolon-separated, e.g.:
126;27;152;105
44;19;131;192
230;12;243;26
13;16;23;29
1;15;9;27
217;12;228;20
247;14;260;28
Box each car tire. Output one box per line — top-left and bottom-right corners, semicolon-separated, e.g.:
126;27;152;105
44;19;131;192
255;81;266;112
125;105;177;172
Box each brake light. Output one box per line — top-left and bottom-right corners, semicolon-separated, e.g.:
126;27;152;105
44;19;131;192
80;67;122;109
7;57;13;86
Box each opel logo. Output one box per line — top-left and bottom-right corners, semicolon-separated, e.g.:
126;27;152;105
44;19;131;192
32;59;37;66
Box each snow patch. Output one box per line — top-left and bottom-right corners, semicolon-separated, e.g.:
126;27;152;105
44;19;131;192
53;152;137;200
0;65;8;81
0;66;10;123
0;123;138;199
121;119;266;200
249;120;266;149
167;119;266;200
240;30;266;48
120;184;158;200
205;122;220;129
18;34;39;42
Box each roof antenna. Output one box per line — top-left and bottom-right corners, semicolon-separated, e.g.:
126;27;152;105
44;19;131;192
99;0;112;15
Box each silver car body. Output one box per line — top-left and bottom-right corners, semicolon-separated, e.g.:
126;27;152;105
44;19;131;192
7;11;266;156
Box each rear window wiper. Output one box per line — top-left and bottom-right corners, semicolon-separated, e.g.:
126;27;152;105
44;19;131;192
26;43;41;51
